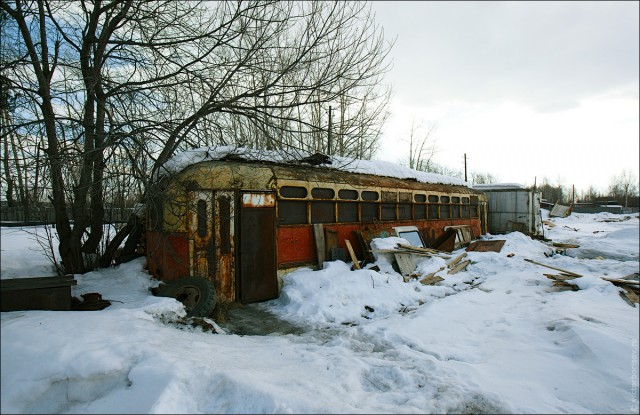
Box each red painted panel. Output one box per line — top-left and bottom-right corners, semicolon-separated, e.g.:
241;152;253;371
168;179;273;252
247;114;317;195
277;226;315;265
275;218;482;268
146;231;189;282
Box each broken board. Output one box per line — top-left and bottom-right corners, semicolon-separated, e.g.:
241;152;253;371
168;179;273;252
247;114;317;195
466;240;506;253
394;253;416;276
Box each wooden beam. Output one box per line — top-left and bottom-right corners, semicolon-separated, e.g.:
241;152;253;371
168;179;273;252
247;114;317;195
524;258;583;277
447;252;467;268
345;240;361;270
448;260;471;275
313;224;325;268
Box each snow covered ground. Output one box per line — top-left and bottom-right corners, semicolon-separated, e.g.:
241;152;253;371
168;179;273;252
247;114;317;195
1;211;639;414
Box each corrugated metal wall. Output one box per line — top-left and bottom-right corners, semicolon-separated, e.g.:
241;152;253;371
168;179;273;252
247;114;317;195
484;189;541;235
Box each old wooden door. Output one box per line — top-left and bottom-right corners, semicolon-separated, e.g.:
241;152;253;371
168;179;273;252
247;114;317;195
239;192;278;303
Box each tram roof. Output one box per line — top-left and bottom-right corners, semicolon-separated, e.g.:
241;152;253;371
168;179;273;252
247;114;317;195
160;146;471;188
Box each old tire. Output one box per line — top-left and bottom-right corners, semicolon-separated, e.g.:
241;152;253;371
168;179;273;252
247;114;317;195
157;277;216;317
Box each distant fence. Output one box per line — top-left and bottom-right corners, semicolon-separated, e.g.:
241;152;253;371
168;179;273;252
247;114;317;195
0;206;137;225
571;206;639;214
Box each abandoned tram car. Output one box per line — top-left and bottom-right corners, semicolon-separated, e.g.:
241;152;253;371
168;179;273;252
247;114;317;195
146;157;488;316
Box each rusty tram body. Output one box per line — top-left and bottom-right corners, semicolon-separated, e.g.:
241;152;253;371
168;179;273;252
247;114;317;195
146;157;488;316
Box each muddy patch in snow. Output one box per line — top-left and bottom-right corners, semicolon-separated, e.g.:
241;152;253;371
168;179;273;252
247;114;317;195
218;303;306;336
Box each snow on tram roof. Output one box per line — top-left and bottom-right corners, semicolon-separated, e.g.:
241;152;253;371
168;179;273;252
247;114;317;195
160;146;470;187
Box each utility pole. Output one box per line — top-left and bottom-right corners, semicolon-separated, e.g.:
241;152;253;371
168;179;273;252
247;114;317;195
464;153;468;182
327;106;333;155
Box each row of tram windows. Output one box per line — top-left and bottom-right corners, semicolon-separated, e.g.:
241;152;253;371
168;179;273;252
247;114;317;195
277;186;480;225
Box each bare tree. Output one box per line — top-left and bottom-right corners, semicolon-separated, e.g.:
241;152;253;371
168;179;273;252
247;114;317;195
470;171;498;185
403;119;438;172
1;0;392;273
608;169;639;208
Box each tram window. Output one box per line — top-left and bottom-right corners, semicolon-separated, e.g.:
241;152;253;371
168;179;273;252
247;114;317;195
414;204;427;220
381;203;396;221
219;197;231;254
361;203;379;222
440;204;450;219
471;205;480;218
470;196;479;204
452;196;461;218
462;197;470;204
311;187;335;199
197;200;207;237
361;191;379;201
338;189;358;200
441;196;450;203
398;203;411;220
414;194;427;203
279;200;307;224
399;192;412;203
338;202;358;222
311;201;335;223
428;195;439;203
462;205;470;218
428;204;439;219
280;186;307;198
382;191;397;202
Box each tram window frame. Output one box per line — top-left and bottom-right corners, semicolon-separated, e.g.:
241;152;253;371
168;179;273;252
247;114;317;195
440;196;450;219
414;194;427;203
280;186;308;199
311;187;335;199
398;203;411;220
414;204;427;220
381;203;397;221
278;200;308;224
361;202;379;222
361;191;379;201
338;202;358;223
311;201;335;224
338;189;358;200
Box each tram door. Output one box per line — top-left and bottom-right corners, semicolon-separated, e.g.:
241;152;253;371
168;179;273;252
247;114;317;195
239;192;278;303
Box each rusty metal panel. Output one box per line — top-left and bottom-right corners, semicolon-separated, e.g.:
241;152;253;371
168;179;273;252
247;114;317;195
240;205;277;303
242;192;275;208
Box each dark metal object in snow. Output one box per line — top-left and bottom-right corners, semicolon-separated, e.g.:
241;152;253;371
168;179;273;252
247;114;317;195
72;292;111;311
0;275;77;311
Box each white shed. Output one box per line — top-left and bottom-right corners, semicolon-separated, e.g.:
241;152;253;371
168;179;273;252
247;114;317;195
474;183;542;236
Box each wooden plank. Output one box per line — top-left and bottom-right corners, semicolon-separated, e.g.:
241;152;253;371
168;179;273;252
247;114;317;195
602;277;640;285
345;240;361;270
543;273;579;281
523;258;583;277
313;224;326;267
447;260;471;275
396;244;451;259
371;249;434;258
552;242;580;249
447;252;467;268
620;286;639;304
394;253;416;276
324;228;339;259
419;275;444;285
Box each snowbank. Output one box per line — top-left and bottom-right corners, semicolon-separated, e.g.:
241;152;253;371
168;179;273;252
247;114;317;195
1;212;639;414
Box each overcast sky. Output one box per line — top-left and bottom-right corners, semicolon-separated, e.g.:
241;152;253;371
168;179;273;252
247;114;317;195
370;1;639;193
